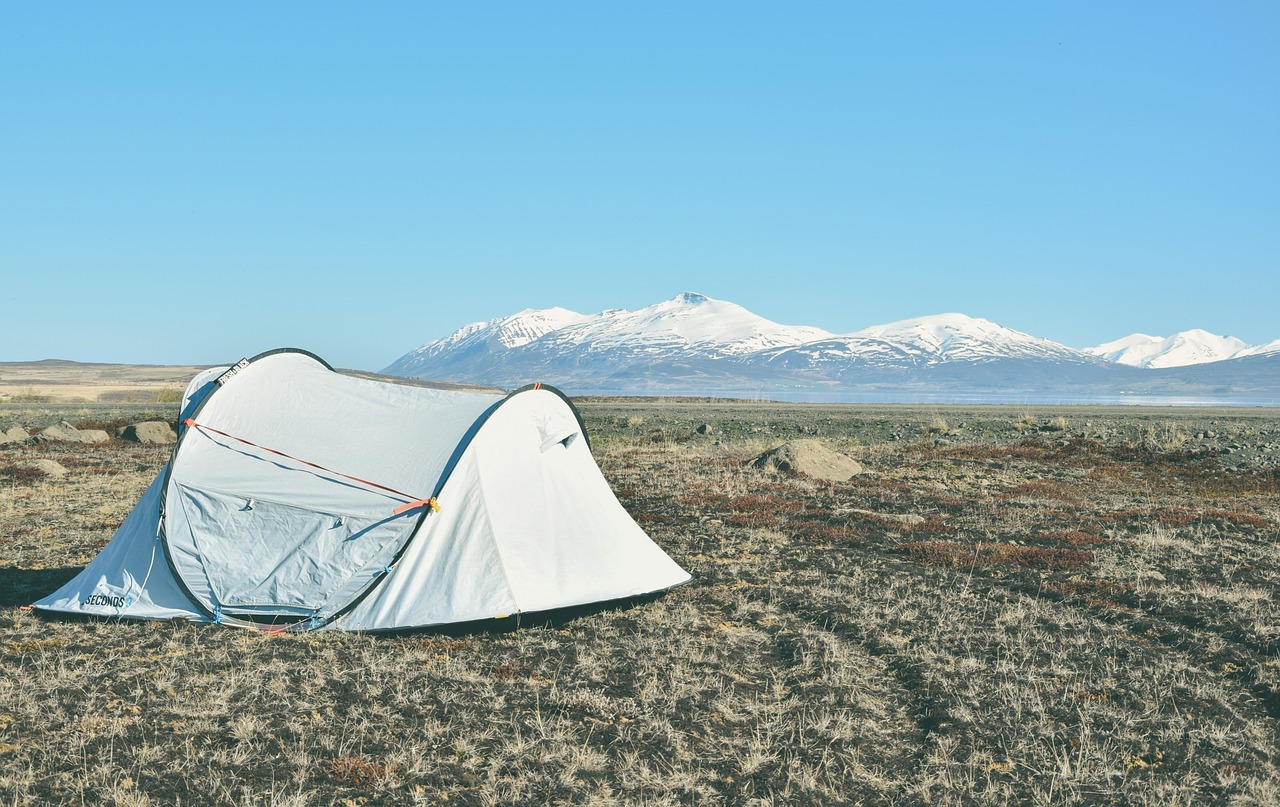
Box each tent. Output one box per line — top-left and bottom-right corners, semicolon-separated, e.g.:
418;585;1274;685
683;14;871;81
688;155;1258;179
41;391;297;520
34;349;691;631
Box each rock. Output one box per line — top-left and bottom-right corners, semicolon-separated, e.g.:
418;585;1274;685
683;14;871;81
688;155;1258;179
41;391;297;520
749;439;864;482
116;421;177;444
695;423;714;436
33;422;109;444
17;459;68;478
1;426;30;444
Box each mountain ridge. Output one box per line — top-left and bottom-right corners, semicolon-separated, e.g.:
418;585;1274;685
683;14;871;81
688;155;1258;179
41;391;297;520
382;293;1280;403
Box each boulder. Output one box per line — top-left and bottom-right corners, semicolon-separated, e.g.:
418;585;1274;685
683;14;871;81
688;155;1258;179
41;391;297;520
1;426;30;445
17;459;68;478
116;421;177;444
33;422;110;444
749;439;864;482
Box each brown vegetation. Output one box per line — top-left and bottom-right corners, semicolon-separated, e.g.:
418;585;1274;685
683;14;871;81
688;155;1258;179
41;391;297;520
0;400;1278;804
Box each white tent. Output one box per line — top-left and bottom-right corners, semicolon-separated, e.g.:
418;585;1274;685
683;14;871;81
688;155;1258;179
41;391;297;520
35;349;690;631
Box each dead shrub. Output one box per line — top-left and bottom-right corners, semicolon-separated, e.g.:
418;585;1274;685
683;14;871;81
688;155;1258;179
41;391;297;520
978;543;1094;569
1102;506;1270;530
1036;529;1108;546
73;418;130;433
897;540;968;566
326;755;388;786
0;463;46;484
896;541;1094;569
995;479;1082;504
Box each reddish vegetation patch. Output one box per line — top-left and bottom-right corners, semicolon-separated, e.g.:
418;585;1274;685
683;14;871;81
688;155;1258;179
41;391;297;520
802;523;864;543
1036;529;1108;546
1198;508;1271;529
995;479;1082;505
896;540;968;566
1048;577;1133;597
1046;577;1134;610
489;663;524;680
897;540;1095;570
0;463;47;484
633;511;692;528
1191;469;1280;497
833;477;910;496
1102;506;1270;530
980;543;1095;569
73;418;130;433
931;440;1056;462
326;755;388;787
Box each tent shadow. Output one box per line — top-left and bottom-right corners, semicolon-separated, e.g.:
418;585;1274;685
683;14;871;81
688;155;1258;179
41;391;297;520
0;566;81;608
375;591;672;638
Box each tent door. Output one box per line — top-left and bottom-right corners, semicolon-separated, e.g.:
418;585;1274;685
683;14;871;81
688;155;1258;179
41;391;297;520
170;484;413;615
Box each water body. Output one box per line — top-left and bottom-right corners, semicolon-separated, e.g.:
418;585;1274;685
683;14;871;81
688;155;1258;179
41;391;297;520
572;389;1280;407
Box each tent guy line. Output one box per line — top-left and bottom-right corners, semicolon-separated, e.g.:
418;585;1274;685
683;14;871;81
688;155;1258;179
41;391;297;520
183;417;436;515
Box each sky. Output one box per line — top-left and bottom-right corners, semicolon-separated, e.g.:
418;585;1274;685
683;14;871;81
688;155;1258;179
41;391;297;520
2;2;1277;370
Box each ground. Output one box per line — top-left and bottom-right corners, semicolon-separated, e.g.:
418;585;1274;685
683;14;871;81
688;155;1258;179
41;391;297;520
1;401;1278;805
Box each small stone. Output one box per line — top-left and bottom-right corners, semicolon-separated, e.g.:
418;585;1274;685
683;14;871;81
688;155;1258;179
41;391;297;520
695;423;713;436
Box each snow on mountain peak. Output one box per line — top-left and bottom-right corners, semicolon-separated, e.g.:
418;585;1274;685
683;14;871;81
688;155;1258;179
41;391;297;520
846;313;1081;362
400;306;588;359
383;294;1279;387
673;291;710;304
1086;330;1251;368
544;292;834;357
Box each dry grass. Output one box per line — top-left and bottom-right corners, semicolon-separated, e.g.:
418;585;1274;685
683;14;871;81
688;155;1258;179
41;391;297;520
1;402;1278;804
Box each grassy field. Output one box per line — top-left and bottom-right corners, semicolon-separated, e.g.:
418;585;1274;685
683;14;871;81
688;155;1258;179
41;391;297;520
0;361;207;405
1;400;1278;805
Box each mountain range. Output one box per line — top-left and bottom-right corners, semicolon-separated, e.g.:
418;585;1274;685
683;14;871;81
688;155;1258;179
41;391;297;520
383;293;1280;403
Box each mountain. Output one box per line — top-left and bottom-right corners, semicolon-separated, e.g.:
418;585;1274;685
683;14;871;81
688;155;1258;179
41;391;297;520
383;294;1280;403
1085;330;1252;368
531;292;833;357
760;313;1096;371
384;292;831;384
385;306;589;379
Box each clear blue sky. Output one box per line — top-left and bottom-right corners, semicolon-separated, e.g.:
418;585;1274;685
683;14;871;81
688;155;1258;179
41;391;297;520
3;2;1276;369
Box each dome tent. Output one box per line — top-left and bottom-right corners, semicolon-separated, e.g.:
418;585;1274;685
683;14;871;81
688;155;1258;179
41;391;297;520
34;349;691;631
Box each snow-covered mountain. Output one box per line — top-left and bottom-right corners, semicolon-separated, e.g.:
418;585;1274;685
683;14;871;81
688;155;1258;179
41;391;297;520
1236;338;1280;359
385;292;831;381
531;292;833;357
387;307;588;368
1085;330;1257;368
383;294;1280;401
760;313;1097;372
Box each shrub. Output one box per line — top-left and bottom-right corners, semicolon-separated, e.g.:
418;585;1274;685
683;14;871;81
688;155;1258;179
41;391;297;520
923;418;949;435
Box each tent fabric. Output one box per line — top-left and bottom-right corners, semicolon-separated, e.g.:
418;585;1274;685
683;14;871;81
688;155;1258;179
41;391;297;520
34;349;691;631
